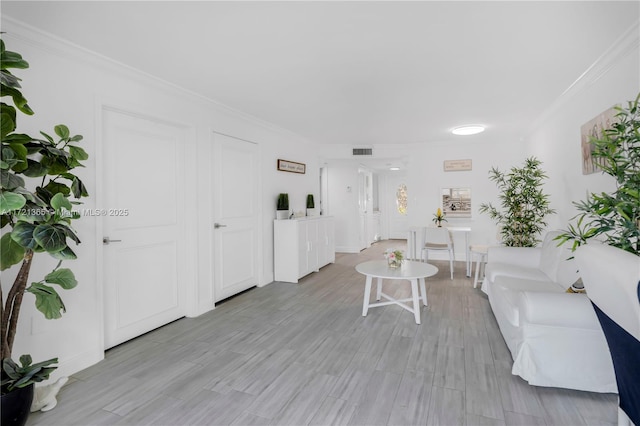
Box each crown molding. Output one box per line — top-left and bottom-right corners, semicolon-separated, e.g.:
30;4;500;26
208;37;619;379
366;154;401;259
527;20;639;134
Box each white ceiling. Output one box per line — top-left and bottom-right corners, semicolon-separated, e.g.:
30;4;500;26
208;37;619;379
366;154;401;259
3;1;639;148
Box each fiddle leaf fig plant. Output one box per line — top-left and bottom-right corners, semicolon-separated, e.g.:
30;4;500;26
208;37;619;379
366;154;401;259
556;93;640;255
479;157;555;247
1;38;89;394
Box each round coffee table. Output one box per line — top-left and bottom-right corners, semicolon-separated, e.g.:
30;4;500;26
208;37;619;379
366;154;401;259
355;260;438;324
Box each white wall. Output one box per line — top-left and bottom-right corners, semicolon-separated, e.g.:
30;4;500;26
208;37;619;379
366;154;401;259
1;19;319;379
321;137;525;259
525;21;639;230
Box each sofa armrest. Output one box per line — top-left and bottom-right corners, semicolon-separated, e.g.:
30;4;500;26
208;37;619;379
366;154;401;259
487;246;541;268
518;291;601;330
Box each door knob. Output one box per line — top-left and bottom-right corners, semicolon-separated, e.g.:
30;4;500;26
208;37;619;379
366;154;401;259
214;223;227;229
103;237;122;245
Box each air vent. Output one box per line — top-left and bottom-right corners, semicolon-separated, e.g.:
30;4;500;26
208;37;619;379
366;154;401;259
352;148;373;156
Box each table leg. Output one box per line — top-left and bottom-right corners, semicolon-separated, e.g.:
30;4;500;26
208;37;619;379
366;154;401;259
376;277;383;301
419;277;428;306
362;275;372;316
410;279;421;324
465;231;471;277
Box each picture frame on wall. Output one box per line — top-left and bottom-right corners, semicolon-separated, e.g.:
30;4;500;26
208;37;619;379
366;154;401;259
277;159;306;174
580;106;617;175
442;187;472;218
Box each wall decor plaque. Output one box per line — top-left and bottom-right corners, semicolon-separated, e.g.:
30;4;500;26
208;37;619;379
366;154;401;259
277;159;306;174
444;159;472;172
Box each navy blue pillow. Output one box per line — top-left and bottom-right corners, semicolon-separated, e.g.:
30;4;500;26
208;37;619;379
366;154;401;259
592;300;640;425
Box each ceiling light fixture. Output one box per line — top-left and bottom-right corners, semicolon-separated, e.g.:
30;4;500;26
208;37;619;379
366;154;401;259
452;125;485;136
389;167;400;171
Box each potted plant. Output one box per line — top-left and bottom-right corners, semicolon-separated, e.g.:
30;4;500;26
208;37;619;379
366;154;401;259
479;157;555;247
556;93;639;255
1;38;89;425
306;194;316;216
432;208;446;227
276;193;289;220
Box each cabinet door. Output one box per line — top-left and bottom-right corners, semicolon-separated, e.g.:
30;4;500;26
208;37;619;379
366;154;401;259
324;218;335;265
297;221;308;277
307;219;319;273
318;218;335;267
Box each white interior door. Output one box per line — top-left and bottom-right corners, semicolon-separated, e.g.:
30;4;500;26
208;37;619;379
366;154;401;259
103;109;186;349
212;133;259;302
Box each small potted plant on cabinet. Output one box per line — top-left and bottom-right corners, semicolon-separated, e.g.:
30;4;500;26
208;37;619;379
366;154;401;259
306;194;316;216
276;193;289;220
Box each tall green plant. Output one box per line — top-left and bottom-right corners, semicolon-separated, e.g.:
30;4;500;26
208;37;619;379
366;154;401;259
556;93;640;255
479;157;555;247
1;38;89;393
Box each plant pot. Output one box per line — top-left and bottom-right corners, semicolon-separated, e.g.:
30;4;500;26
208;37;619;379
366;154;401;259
306;208;317;217
1;384;34;426
276;210;289;220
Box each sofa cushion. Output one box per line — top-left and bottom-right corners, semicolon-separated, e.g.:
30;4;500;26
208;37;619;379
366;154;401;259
491;276;565;327
485;262;550;284
538;231;563;282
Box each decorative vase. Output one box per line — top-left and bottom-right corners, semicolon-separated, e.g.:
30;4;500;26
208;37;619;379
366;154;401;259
1;384;34;426
388;259;401;268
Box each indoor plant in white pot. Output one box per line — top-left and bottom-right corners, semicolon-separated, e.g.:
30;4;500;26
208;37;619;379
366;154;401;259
306;194;316;216
479;157;555;247
276;193;289;220
1;38;89;426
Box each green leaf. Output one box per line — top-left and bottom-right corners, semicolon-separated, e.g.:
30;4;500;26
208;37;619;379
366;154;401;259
0;232;25;270
45;267;77;290
26;282;66;319
1;85;33;115
68;145;88;161
22;159;48;177
50;192;72;211
0;169;25;189
33;224;67;253
1;111;16;139
44;181;70;197
11;221;38;249
0;190;26;214
54;124;70;139
50;245;77;260
71;177;89;198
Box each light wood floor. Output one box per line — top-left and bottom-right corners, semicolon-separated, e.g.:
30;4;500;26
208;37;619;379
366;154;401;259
27;240;617;426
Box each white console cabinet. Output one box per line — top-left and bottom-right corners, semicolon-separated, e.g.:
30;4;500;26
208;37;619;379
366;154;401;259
274;216;335;283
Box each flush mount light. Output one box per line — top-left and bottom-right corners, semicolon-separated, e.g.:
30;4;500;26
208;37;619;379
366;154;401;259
389;167;400;171
452;125;485;136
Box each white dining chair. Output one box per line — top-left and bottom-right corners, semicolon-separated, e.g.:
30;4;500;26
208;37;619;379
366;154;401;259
422;227;454;280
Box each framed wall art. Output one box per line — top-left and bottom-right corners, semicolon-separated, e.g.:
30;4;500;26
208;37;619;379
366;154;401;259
580;106;617;175
277;159;306;174
442;187;472;218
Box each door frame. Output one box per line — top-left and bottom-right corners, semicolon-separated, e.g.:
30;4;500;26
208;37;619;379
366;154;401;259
96;100;197;353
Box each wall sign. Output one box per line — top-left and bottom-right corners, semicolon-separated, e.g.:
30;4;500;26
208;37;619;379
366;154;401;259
443;159;472;172
277;159;306;174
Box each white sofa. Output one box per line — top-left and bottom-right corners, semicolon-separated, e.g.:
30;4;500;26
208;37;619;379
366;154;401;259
482;231;617;393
